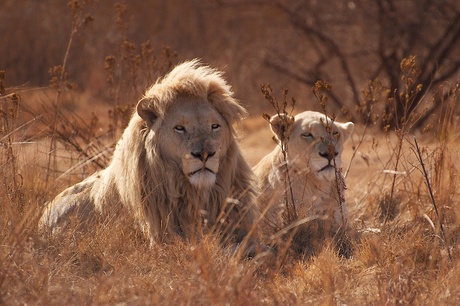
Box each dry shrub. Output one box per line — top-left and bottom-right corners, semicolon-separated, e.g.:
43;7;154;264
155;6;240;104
1;4;460;301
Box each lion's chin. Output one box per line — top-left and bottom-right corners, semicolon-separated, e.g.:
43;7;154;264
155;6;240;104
188;169;217;189
315;164;337;180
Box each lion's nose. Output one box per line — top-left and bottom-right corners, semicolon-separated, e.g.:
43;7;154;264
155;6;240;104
319;151;338;162
191;151;216;162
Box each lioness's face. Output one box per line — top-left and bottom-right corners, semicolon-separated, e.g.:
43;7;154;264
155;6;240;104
287;112;354;180
157;97;231;189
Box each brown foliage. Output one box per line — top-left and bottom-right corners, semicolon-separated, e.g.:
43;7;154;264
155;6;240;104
1;1;460;304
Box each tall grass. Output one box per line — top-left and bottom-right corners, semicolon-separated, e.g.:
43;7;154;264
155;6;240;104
1;2;460;304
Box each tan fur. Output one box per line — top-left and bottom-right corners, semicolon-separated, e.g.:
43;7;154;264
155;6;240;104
254;111;354;237
40;59;259;244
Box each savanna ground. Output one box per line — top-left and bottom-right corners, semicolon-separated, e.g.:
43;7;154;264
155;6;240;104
2;71;460;305
2;1;460;305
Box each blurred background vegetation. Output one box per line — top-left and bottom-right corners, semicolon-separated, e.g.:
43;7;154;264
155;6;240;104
1;3;460;303
1;0;459;127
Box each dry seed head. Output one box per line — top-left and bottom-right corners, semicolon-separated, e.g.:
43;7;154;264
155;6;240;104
105;55;116;85
68;0;94;28
261;83;296;115
68;0;80;14
282;88;289;110
312;80;333;113
115;2;127;27
423;123;434;133
341;105;351;120
262;113;271;122
400;55;420;79
47;64;78;91
105;55;116;69
261;84;277;111
141;41;153;57
48;65;64;90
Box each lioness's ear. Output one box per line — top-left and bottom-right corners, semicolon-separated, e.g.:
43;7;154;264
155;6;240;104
137;97;159;127
269;113;295;142
338;121;354;141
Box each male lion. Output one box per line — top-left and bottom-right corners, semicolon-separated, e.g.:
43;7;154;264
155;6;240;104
253;111;354;254
40;59;259;245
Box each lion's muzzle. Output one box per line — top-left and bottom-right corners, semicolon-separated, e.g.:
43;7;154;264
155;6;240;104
191;150;216;162
188;167;216;176
183;151;220;189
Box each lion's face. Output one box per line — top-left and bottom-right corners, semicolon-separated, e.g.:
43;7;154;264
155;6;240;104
271;111;354;181
146;97;231;189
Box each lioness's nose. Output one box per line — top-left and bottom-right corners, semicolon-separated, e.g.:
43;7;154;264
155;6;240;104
319;151;338;162
191;151;216;161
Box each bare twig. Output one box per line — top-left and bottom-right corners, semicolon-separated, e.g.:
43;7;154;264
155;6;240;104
312;81;348;224
45;1;95;186
261;84;297;223
413;136;452;263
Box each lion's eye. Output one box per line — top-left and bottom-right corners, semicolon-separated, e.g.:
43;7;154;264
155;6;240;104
333;131;340;138
211;123;221;131
301;133;313;139
174;125;186;133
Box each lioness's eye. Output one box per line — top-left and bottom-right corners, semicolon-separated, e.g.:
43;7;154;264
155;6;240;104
174;125;185;133
333;131;340;138
211;123;221;131
301;133;313;139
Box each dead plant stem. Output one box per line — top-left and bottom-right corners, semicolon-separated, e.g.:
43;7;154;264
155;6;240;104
45;9;90;186
413;136;452;263
385;132;404;224
281;145;297;222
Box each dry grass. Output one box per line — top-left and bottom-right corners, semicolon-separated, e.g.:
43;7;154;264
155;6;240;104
2;2;460;303
2;70;460;306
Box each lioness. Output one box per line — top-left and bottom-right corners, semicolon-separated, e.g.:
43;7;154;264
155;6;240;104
254;111;354;254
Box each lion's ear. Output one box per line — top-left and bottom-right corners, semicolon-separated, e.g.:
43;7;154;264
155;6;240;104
337;121;354;141
137;98;159;127
269;113;295;142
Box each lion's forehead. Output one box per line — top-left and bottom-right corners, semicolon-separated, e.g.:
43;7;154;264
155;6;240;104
296;118;340;136
164;99;226;127
176;114;220;128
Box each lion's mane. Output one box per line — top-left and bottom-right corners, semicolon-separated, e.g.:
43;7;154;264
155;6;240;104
40;59;259;243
